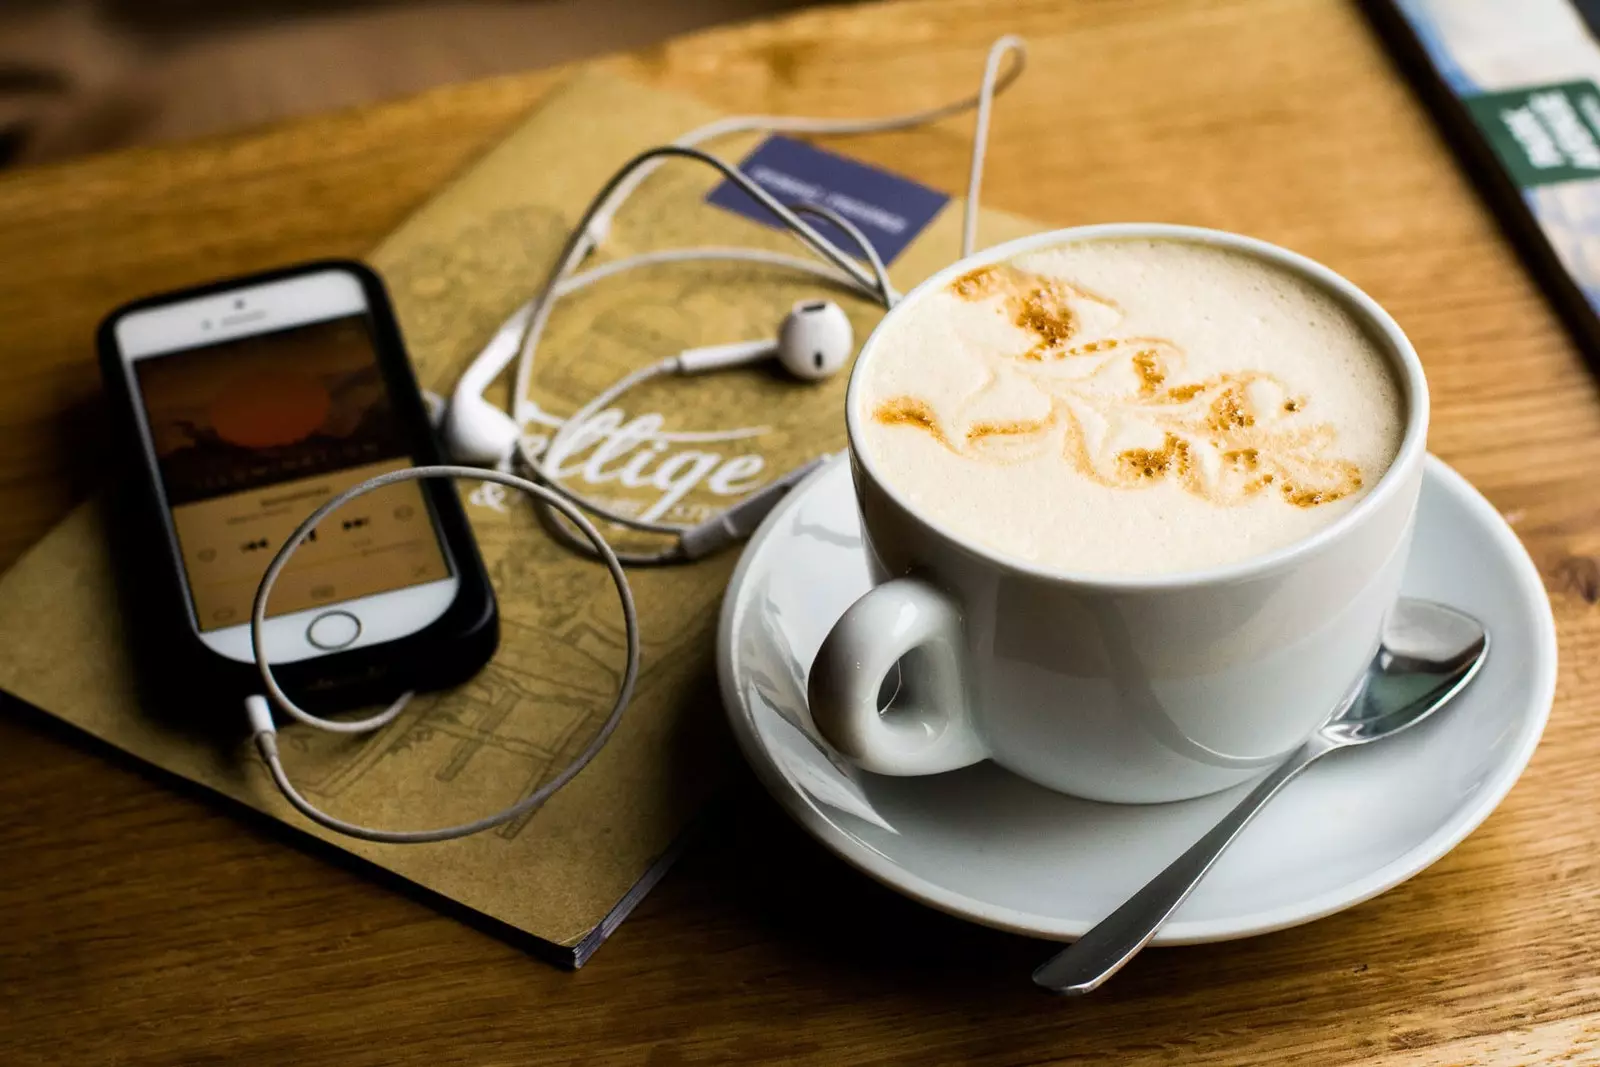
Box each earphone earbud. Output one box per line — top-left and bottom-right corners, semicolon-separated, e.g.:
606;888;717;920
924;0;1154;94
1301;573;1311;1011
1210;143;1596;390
443;392;521;466
674;299;853;380
776;299;852;380
442;305;535;465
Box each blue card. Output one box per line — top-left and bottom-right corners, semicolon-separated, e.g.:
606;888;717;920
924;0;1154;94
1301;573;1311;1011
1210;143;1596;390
706;135;949;265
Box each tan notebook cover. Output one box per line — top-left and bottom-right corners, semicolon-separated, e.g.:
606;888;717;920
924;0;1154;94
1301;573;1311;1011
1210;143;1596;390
0;68;1041;965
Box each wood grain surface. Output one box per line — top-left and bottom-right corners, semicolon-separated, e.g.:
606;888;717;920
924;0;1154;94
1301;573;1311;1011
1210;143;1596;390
2;0;1598;1064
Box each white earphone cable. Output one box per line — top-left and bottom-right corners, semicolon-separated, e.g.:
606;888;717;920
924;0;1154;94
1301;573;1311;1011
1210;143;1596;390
502;145;889;552
789;202;898;307
517;200;897;547
965;35;1026;259
580;37;1028;259
558;246;873;302
508;36;1026;427
444;244;874;565
523;358;687;534
440;35;1029;621
530;497;686;566
510;144;881;421
246;466;640;843
459;246;878;444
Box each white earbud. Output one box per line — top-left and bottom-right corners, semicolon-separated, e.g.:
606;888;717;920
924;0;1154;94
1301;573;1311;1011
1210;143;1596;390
777;299;853;380
675;299;852;380
443;392;521;467
442;305;533;465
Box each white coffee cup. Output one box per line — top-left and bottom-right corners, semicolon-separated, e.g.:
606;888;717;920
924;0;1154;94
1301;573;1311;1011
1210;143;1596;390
807;224;1430;803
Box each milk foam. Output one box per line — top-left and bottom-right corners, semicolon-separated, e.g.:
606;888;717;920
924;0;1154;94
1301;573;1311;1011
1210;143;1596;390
857;238;1406;575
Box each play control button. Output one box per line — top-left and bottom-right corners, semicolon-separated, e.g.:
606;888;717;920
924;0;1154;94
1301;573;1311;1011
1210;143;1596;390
306;610;361;650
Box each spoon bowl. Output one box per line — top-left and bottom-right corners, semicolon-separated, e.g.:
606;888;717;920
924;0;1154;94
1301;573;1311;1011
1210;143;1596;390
1032;598;1488;995
1325;600;1487;746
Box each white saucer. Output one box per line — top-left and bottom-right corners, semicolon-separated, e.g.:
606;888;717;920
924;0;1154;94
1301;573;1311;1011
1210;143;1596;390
716;455;1557;944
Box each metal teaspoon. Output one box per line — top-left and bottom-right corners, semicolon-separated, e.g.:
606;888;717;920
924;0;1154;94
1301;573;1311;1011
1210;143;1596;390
1032;598;1489;995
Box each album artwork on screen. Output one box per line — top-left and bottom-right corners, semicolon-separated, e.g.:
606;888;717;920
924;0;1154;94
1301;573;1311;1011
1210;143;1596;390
134;315;448;630
137;316;407;504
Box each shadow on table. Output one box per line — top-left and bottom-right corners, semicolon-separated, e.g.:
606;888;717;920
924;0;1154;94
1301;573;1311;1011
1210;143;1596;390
630;756;1399;1013
0;692;591;969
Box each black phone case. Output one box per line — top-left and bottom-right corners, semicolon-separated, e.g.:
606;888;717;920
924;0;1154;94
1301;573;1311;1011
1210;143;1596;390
96;259;498;728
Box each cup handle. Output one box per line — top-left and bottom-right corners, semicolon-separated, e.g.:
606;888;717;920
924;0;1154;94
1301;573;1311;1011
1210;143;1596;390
807;576;987;776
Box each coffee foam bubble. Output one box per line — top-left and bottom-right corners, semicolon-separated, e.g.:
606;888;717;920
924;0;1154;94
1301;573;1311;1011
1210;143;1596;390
856;238;1406;575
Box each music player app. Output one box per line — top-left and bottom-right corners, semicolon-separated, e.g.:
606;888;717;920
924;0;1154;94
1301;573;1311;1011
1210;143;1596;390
134;315;450;631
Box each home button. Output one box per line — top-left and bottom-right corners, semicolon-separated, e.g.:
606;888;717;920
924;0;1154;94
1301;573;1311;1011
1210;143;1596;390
307;610;362;650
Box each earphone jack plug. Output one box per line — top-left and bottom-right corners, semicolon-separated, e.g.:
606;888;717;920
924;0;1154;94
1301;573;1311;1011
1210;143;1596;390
246;694;282;768
246;694;277;738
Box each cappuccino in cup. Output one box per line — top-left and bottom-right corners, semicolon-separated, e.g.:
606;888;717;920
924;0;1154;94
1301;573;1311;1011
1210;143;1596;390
810;225;1428;804
857;238;1405;575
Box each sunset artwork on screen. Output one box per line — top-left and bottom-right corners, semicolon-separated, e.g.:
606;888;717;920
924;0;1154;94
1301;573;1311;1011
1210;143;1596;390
134;316;449;630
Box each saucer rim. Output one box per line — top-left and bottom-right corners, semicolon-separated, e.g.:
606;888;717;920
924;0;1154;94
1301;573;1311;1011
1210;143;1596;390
716;453;1557;944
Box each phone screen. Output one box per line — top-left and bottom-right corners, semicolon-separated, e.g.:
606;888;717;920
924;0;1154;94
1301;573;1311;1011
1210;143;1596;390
133;314;451;632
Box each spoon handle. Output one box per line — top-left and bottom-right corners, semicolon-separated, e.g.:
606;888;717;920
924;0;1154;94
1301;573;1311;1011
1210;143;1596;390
1033;734;1335;995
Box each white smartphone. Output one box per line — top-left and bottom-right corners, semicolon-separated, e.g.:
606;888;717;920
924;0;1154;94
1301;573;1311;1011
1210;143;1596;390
99;261;496;708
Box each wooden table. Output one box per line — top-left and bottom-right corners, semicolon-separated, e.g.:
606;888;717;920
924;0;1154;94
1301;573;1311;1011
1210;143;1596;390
2;1;1597;1063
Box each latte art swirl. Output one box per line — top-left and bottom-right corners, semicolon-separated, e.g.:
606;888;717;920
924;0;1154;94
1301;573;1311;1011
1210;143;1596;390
875;262;1364;509
858;239;1405;575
